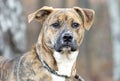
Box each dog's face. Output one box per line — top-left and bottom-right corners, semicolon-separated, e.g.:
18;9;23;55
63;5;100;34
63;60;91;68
46;10;84;52
28;6;94;53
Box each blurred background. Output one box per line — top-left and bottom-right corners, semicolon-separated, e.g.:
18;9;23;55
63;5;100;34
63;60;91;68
0;0;120;81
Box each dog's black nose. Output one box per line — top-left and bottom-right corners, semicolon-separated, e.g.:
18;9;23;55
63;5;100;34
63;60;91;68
62;33;73;43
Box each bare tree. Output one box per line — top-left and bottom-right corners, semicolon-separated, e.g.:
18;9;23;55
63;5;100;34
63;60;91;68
108;0;120;81
0;0;26;59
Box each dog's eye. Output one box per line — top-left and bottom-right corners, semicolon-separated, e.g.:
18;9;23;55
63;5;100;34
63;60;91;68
51;22;60;28
72;22;80;28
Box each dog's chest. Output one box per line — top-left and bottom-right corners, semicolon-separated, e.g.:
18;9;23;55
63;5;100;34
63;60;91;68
51;51;78;81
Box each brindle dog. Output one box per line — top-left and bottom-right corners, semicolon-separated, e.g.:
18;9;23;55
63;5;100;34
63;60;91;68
0;6;95;81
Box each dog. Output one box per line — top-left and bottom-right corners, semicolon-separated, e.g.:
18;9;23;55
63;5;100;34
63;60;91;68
0;6;94;81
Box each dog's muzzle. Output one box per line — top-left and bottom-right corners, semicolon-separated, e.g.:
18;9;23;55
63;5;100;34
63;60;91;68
54;30;77;52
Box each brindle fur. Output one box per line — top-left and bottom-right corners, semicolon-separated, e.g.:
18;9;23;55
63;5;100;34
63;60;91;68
0;49;52;81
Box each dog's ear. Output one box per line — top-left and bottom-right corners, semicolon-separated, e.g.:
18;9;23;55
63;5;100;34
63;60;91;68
73;7;95;30
28;6;53;23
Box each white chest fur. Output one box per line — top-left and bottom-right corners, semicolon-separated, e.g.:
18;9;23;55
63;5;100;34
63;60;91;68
51;51;78;81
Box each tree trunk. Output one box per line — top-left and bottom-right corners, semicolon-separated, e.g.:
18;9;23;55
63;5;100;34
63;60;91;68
108;0;120;81
0;0;26;59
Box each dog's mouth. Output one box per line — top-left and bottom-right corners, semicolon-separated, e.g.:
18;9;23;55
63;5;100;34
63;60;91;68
54;40;78;52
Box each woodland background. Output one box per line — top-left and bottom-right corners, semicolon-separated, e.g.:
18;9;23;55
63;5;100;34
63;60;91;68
0;0;120;81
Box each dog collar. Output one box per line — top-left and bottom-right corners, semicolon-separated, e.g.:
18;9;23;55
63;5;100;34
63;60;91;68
34;47;84;81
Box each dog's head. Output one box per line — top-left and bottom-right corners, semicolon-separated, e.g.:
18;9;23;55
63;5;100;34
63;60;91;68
28;6;95;53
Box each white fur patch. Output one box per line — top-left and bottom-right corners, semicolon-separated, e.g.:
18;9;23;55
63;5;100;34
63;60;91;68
51;74;65;81
51;51;78;81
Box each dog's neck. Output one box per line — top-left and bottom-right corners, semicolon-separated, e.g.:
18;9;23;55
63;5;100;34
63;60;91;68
51;51;78;81
36;43;78;75
35;44;79;81
53;51;78;76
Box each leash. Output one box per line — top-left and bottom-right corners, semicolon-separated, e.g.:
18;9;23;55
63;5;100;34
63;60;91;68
34;47;85;81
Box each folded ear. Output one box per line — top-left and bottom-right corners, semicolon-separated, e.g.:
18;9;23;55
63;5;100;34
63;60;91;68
73;7;95;30
28;6;53;23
